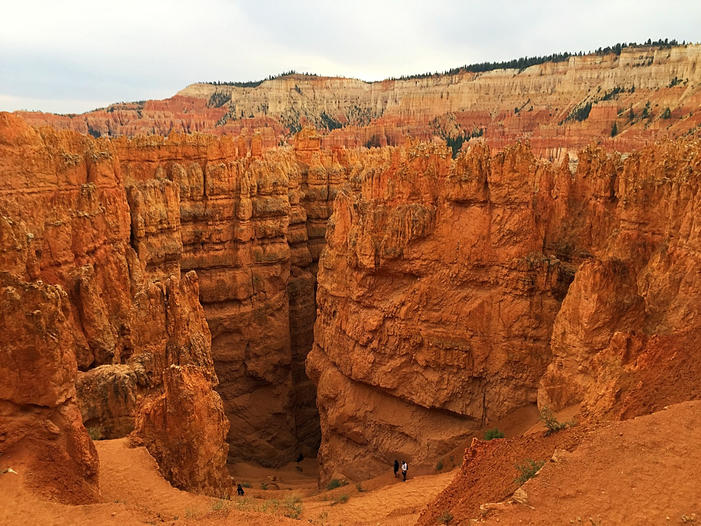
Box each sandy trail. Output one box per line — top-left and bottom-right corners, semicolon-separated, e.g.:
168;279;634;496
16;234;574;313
0;403;544;525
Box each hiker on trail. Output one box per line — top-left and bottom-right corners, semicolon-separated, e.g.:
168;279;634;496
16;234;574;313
237;483;245;496
401;460;408;482
393;459;399;478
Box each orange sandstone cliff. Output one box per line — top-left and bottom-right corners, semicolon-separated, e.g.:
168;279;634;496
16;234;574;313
2;97;700;506
307;137;701;481
0;113;230;498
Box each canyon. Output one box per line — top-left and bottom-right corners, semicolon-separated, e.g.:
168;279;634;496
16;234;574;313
1;43;700;523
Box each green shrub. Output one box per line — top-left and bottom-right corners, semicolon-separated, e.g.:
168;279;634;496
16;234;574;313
611;122;618;136
435;461;443;471
283;495;302;519
87;426;103;441
539;406;567;435
439;511;454;524
484;428;505;440
326;478;348;490
662;107;672;119
241;482;251;488
260;482;268;490
331;494;349;505
515;459;545;484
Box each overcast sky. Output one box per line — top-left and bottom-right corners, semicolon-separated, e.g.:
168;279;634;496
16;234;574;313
1;0;699;114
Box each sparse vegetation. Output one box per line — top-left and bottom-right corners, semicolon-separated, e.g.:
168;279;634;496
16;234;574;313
570;102;592;122
484;428;505;440
515;459;545;484
207;91;231;108
435;461;444;471
282;495;303;519
611;122;618;137
438;511;454;524
202;70;319;88
662;107;672;119
326;478;348;490
87;426;104;441
320;111;343;130
355;482;364;492
241;482;251;488
260;482;268;490
642;101;651;119
331;494;349;505
539;406;568;435
211;499;228;512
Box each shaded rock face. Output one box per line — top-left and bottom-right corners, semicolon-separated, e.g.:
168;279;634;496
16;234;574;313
0;272;99;504
135;364;231;496
0;113;229;496
309;137;701;481
112;131;333;465
538;139;701;419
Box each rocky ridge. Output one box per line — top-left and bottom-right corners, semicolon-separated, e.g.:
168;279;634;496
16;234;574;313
15;45;701;160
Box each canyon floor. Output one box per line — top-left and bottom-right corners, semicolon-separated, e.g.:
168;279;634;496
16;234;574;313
2;402;698;525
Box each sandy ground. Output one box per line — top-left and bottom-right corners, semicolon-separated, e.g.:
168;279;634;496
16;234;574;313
476;400;701;525
0;403;546;526
0;437;457;526
2;402;698;525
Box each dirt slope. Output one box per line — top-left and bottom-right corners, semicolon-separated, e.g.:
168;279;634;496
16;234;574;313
419;400;701;525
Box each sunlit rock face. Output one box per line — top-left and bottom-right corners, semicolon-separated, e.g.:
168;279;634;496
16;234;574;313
0;113;229;496
308;137;701;481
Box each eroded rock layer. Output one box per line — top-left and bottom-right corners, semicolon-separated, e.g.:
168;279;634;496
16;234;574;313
309;137;701;481
0;113;230;497
16;45;701;160
111;130;334;464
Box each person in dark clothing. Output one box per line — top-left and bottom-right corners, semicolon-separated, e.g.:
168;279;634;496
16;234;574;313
237;483;245;496
401;460;408;481
393;459;399;478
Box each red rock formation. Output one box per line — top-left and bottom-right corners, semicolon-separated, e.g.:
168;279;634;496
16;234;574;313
0;113;230;497
0;272;99;504
309;136;701;481
538;138;701;419
134;364;230;496
307;141;568;481
15;45;701;160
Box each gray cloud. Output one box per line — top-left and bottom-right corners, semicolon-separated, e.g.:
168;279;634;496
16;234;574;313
1;0;698;113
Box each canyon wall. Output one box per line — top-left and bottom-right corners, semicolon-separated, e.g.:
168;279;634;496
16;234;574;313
0;114;230;498
16;45;701;160
2;100;700;494
309;136;701;481
111;129;336;464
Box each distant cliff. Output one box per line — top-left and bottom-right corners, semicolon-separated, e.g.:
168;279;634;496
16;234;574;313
16;45;701;160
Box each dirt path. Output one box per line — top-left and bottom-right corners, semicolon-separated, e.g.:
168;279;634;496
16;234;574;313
0;401;546;525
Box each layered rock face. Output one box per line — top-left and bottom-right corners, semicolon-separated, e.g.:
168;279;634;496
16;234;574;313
307;142;568;481
0;113;230;497
309;137;701;481
0;272;99;504
112;128;339;464
538;139;701;419
16;45;701;160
